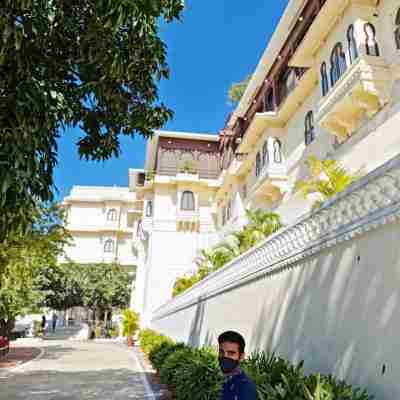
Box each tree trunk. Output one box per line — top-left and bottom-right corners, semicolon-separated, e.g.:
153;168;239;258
0;318;15;338
94;308;99;325
103;310;109;327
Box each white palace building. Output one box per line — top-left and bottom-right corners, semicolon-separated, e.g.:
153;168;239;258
63;0;400;334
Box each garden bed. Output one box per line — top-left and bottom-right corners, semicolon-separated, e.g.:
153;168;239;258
138;329;374;400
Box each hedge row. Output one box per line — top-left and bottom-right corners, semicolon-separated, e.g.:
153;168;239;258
139;329;373;400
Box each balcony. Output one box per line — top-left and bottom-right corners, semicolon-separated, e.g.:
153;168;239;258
289;0;349;68
237;68;316;153
289;0;379;68
316;55;391;143
157;166;219;180
66;223;134;234
251;163;288;205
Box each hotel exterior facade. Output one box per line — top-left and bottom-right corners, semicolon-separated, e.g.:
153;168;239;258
63;0;400;331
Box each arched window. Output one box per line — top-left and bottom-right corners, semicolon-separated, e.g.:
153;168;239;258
136;220;142;237
305;111;315;145
145;200;153;217
227;199;232;221
255;152;261;177
262;141;269;166
222;207;226;226
364;23;380;56
181;191;195;211
395;9;400;49
347;25;358;64
242;184;247;199
104;239;114;253
330;43;347;86
320;62;329;96
273;139;282;163
107;208;117;221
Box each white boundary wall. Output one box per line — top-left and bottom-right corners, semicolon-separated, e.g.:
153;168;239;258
151;154;400;400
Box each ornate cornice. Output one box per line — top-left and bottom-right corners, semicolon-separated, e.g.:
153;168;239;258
152;154;400;321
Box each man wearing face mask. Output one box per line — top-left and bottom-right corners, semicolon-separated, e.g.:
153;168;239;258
218;330;257;400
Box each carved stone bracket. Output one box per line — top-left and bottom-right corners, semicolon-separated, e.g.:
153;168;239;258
317;55;392;143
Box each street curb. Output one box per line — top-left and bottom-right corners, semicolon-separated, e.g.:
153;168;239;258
129;347;156;400
0;347;45;378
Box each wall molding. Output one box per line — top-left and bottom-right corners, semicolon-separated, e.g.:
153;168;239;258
152;153;400;321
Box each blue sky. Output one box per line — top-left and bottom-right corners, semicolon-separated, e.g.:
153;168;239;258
54;1;288;200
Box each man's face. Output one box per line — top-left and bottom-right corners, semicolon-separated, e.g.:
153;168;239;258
218;341;244;361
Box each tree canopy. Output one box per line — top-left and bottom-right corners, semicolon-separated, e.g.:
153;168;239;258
0;202;68;336
295;156;363;209
227;74;252;104
39;260;134;317
0;0;184;242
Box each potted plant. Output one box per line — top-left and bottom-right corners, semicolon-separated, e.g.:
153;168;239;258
122;309;139;347
180;160;196;174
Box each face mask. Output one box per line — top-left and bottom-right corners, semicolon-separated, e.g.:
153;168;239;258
218;356;240;374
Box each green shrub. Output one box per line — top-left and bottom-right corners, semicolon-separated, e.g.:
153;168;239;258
241;351;305;400
159;346;222;400
149;341;187;372
110;326;119;338
174;347;223;400
122;309;139;337
139;329;172;355
140;331;373;400
303;374;373;400
159;347;195;389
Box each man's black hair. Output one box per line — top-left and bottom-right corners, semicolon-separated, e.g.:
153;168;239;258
218;330;246;354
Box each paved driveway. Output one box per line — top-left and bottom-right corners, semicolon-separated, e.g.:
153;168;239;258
0;339;155;400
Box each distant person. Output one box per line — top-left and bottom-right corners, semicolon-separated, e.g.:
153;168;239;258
218;331;256;400
41;315;46;334
52;313;58;332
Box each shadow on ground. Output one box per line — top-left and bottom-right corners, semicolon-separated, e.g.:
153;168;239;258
3;369;161;400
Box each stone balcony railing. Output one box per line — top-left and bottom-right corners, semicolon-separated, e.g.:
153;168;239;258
153;153;400;320
317;55;391;143
251;162;288;205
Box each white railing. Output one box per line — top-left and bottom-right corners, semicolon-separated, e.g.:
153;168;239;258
153;153;400;321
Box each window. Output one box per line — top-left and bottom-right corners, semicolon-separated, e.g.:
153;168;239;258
330;43;347;86
364;23;380;56
264;89;274;112
305;111;315;145
107;208;117;221
136;220;142;237
227;199;232;221
320;62;329;96
255;152;262;177
262;141;269;166
222;207;226;226
273;139;282;163
181;191;195;211
396;9;400;49
104;239;114;253
242;184;247;199
145;200;153;217
280;68;297;101
347;25;358;64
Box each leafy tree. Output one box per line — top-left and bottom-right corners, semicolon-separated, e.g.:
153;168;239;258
0;0;184;242
295;156;363;209
37;261;84;312
0;203;68;337
228;74;252;104
78;262;133;322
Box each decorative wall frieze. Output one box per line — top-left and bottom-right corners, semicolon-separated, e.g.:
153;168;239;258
152;154;400;321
